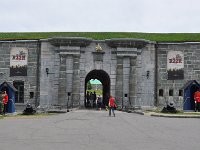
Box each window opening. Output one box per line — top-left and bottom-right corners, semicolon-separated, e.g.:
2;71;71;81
13;81;24;103
169;89;173;96
30;92;34;99
159;89;163;97
179;90;183;96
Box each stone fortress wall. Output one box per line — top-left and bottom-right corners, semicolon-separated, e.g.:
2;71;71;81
0;38;200;111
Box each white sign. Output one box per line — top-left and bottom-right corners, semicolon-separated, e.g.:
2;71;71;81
10;47;28;76
167;51;184;80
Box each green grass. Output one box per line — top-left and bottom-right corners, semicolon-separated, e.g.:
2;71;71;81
0;32;200;42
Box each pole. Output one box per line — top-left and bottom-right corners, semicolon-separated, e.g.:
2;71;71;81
67;92;70;112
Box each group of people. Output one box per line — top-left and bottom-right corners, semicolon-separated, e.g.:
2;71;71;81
86;91;97;108
86;91;117;116
86;91;103;110
0;91;8;115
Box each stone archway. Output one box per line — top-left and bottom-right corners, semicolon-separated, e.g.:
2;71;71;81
85;70;110;108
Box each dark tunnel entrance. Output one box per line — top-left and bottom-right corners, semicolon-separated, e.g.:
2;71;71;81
85;70;110;108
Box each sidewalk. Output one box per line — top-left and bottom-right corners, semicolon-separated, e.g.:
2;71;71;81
1;109;200;119
132;110;200;118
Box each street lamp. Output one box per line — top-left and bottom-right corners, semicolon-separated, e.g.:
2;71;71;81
46;68;54;77
67;92;71;112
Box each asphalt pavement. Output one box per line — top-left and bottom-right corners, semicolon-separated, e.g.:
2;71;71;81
0;109;200;150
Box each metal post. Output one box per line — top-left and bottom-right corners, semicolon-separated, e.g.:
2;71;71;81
67;92;71;112
122;96;124;110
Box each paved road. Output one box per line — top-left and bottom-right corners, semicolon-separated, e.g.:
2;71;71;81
0;110;199;150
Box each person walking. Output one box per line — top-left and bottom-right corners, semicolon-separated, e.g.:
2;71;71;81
93;91;96;108
97;95;102;110
109;95;116;117
0;92;3;114
86;91;90;107
89;92;93;108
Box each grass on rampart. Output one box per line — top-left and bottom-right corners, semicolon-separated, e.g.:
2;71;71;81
0;32;200;42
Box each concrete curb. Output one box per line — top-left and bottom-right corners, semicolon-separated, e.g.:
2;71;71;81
131;110;145;115
131;110;200;118
150;113;200;118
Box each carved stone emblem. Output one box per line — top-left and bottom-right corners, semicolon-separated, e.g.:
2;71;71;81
95;43;102;52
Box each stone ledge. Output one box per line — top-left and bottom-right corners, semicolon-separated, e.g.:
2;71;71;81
106;38;150;48
48;37;92;47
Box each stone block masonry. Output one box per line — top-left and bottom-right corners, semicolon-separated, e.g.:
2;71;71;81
1;38;199;112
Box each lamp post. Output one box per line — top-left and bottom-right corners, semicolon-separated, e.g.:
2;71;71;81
67;92;71;112
46;68;54;77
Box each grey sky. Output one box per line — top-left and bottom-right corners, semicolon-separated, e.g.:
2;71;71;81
0;0;200;33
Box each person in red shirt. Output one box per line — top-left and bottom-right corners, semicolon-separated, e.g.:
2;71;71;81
2;91;8;114
194;90;200;112
109;95;116;117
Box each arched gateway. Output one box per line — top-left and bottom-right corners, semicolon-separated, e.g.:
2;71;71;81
39;37;155;110
85;70;110;107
